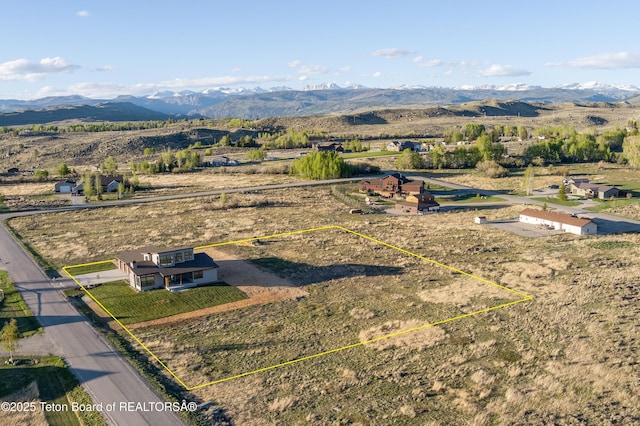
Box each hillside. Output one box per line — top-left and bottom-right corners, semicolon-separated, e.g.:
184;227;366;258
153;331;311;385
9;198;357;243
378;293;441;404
197;87;628;118
0;102;173;126
1;84;639;122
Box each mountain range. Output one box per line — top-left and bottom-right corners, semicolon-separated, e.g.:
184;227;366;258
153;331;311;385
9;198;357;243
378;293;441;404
1;82;639;125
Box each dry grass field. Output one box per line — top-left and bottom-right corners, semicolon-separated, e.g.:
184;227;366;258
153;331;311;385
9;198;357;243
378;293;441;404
8;184;640;425
0;382;48;426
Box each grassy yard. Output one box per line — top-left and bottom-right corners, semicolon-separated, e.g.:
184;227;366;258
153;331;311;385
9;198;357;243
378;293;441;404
585;197;640;212
64;262;116;276
0;271;42;337
531;196;582;207
340;151;399;159
438;193;506;203
74;280;247;325
0;356;104;426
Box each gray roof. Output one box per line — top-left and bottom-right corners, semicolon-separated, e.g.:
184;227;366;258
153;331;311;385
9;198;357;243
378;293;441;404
115;246;218;277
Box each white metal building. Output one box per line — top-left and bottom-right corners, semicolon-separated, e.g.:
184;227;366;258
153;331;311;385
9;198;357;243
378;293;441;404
519;208;597;235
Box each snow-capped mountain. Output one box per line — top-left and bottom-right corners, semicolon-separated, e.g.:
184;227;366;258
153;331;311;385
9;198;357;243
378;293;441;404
2;81;640;121
453;83;542;91
555;81;640;92
302;82;343;91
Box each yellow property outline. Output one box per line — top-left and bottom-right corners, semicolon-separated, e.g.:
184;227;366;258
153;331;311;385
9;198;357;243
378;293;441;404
63;225;533;391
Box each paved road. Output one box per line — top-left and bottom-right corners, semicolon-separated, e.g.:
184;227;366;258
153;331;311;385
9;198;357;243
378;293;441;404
0;222;186;425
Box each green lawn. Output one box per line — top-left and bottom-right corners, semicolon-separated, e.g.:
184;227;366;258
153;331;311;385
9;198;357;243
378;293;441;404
585;197;640;212
77;280;247;325
64;262;116;276
0;356;105;426
438;193;506;203
340;151;399;159
423;183;455;192
531;196;582;207
0;271;42;337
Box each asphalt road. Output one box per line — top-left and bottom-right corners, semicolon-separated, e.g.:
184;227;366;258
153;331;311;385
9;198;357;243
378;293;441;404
0;222;186;425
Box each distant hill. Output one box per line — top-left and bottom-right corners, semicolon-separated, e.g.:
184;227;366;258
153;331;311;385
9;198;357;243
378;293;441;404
1;83;639;122
195;87;631;119
0;102;173;126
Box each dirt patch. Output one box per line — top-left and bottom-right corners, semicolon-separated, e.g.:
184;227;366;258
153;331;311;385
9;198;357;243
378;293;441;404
127;247;307;330
418;277;510;306
359;319;447;351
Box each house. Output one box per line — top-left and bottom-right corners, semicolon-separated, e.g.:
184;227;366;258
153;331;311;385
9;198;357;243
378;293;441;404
566;178;619;200
519;208;597;235
313;142;344;152
395;191;440;214
114;246;219;292
73;175;124;195
207;156;239;167
360;173;428;198
569;181;619;200
359;173;408;198
386;141;422;152
54;179;76;193
401;180;425;195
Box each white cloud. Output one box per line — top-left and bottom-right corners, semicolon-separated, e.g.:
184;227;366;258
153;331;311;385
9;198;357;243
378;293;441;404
288;59;301;68
413;56;423;63
479;64;531;77
338;66;352;72
0;57;81;81
371;48;413;58
94;65;116;72
297;65;329;75
372;71;382;78
547;51;640;69
64;75;293;98
418;59;443;68
76;10;90;17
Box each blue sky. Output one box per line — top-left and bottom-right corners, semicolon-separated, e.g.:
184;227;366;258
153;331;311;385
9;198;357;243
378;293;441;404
2;1;640;99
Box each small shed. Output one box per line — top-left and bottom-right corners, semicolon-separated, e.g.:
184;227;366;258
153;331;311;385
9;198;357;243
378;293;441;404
474;216;488;224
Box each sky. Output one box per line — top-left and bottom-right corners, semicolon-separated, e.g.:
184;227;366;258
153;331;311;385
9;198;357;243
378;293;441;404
2;1;640;99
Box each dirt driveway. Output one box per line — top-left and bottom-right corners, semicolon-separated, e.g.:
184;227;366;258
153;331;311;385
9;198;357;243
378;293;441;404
126;247;307;330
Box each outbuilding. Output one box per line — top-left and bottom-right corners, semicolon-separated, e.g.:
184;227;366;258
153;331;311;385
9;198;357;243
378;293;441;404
519;208;597;235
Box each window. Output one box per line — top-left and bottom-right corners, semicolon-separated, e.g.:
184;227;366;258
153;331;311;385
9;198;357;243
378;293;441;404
193;270;203;280
175;252;183;263
158;254;174;266
184;251;193;261
139;274;156;288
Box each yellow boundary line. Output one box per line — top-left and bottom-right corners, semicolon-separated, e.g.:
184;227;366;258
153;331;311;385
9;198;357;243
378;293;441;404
63;225;532;391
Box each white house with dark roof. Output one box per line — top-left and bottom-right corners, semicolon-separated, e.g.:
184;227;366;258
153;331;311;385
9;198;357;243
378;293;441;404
519;208;597;235
114;246;219;291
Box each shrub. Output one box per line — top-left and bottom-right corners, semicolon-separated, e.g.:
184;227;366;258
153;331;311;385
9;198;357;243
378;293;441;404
476;160;508;178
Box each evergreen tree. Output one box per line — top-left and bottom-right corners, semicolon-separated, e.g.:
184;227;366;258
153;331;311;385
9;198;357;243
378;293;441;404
57;163;71;176
558;182;568;201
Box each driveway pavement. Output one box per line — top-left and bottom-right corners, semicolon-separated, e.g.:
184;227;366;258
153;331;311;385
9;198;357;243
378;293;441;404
72;269;129;287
